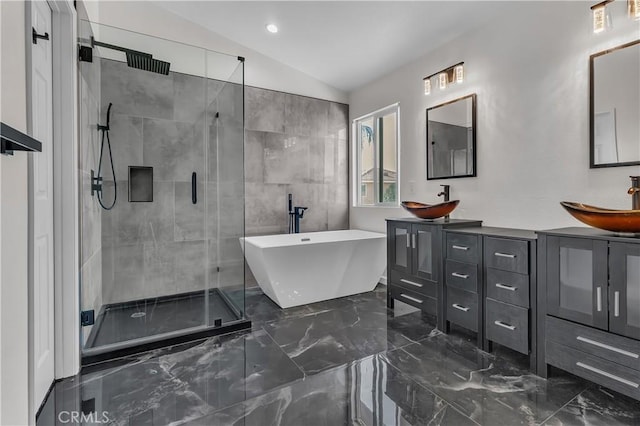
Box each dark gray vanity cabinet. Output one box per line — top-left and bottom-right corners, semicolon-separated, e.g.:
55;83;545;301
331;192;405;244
386;218;481;329
538;228;640;401
546;236;609;330
442;227;537;369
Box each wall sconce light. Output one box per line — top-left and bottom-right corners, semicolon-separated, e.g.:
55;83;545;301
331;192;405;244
423;62;464;95
424;78;431;95
629;0;640;19
591;0;613;33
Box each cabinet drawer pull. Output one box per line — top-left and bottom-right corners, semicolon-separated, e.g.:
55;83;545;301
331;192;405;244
400;293;423;304
452;303;470;312
451;272;469;279
596;287;602;312
576;336;639;359
495;283;517;291
406;233;410;248
494;320;516;331
494;252;516;259
576;362;639;388
614;291;620;318
400;279;423;288
452;245;469;251
412;233;416;249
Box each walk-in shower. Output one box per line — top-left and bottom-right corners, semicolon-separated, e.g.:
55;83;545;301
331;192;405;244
78;21;249;363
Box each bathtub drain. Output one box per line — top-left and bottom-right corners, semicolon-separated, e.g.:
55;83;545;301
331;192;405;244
131;312;146;319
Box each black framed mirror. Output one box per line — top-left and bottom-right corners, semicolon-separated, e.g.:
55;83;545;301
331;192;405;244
426;93;476;180
590;39;640;168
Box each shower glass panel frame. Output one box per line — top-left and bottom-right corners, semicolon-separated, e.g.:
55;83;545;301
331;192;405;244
78;20;249;363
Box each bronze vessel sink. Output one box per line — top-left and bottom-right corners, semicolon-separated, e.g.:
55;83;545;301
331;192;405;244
560;201;640;233
401;200;460;220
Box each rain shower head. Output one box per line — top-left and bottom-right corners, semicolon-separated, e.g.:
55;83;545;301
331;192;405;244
125;52;171;75
90;37;171;75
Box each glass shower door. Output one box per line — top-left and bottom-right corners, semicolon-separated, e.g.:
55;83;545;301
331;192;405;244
79;20;248;360
207;53;246;321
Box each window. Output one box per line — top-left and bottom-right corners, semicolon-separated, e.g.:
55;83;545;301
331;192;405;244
354;103;399;206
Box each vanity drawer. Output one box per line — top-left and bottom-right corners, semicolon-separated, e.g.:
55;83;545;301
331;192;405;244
389;285;437;316
389;270;436;298
486;268;529;308
547;316;640;371
446;287;478;332
486;298;529;354
547;340;640;400
485;237;529;274
445;259;478;293
446;233;479;264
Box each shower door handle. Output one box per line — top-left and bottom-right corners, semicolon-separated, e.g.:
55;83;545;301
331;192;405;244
192;172;197;204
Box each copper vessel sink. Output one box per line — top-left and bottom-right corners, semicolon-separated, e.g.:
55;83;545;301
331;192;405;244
561;202;640;233
401;200;460;220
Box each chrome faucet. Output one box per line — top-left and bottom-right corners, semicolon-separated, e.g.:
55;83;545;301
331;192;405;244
437;184;451;221
629;176;640;210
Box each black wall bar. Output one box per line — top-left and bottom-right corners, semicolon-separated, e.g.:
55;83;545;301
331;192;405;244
0;122;43;155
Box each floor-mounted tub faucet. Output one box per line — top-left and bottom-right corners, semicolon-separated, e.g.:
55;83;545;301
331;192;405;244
288;193;308;233
629;176;640;210
437;184;451;221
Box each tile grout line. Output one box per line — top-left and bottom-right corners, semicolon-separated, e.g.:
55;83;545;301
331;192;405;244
379;347;480;426
536;384;593;426
259;325;307;378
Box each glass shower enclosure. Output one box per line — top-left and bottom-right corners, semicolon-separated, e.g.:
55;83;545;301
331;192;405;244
78;21;249;362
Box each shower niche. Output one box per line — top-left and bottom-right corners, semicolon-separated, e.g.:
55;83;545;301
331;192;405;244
78;20;249;363
128;166;153;202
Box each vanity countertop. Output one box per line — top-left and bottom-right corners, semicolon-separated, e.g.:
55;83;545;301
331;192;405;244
385;217;482;226
536;226;640;243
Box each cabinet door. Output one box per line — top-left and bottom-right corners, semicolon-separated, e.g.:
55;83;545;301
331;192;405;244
610;243;640;339
412;224;437;282
388;222;412;274
547;236;608;330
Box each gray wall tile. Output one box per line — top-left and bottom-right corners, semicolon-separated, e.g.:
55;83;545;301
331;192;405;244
244;131;265;183
143;118;204;182
245;183;287;235
107;114;143;181
173;73;206;124
174;181;205;242
284;94;329;137
100;59;174;120
245;86;285;133
174;240;207;293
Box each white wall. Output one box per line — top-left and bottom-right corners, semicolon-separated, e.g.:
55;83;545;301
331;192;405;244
84;1;347;104
350;1;640;234
0;0;30;423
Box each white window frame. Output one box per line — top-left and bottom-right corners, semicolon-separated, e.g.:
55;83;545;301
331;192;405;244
352;103;400;207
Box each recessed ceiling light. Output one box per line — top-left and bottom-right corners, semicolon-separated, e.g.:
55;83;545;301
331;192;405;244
266;24;278;34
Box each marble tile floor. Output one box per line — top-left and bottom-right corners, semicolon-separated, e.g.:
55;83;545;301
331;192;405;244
38;285;640;426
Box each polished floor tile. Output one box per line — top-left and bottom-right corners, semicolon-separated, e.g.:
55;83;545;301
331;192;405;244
185;354;476;426
38;285;640;426
383;331;590;426
543;386;640;426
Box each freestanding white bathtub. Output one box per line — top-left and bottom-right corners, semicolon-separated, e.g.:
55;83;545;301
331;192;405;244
241;230;386;308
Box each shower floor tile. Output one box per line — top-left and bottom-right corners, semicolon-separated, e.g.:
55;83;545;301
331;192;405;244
88;291;238;348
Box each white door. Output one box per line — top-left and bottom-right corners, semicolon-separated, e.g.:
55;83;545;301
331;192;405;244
30;0;55;413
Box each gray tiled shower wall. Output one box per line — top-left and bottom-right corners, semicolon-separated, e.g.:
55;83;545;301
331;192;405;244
82;58;348;306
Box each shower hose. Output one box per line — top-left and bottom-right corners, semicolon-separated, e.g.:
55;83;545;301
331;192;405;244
96;102;117;210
